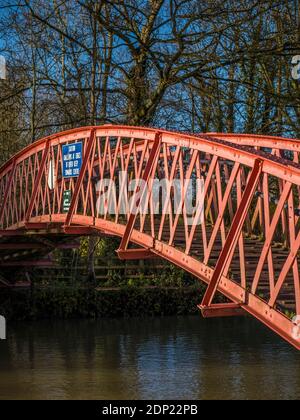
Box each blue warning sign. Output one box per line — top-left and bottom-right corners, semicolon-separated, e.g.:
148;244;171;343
62;142;83;178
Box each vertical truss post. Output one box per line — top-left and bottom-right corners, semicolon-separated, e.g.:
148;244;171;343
65;129;96;227
25;141;50;223
118;132;162;253
200;159;263;308
0;159;16;226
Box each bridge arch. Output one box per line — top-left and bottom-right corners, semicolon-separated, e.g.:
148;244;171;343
1;125;300;350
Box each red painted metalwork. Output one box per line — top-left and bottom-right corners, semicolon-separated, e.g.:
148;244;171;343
199;303;245;318
119;132;162;252
200;159;263;308
0;159;16;223
204;133;300;157
64;226;97;235
1;125;300;350
25;141;50;223
118;248;158;260
65;129;96;227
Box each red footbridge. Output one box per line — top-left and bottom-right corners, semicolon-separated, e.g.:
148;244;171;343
1;125;300;350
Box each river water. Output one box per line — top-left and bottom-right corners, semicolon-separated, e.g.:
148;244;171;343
0;316;299;400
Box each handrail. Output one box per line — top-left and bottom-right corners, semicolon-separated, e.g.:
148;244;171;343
1;125;300;185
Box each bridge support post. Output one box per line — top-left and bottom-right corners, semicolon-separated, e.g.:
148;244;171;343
117;132;162;257
200;159;263;309
199;303;245;318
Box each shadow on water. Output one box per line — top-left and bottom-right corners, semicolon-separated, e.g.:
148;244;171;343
0;316;299;400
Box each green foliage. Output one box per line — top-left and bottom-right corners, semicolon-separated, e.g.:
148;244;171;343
284;310;296;320
0;285;211;321
157;263;190;288
1;237;213;321
79;237;118;258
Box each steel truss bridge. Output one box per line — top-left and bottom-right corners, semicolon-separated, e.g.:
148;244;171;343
1;125;300;350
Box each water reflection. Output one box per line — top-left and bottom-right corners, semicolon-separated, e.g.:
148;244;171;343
0;316;299;400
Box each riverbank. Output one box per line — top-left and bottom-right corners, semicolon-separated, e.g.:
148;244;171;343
0;285;214;320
